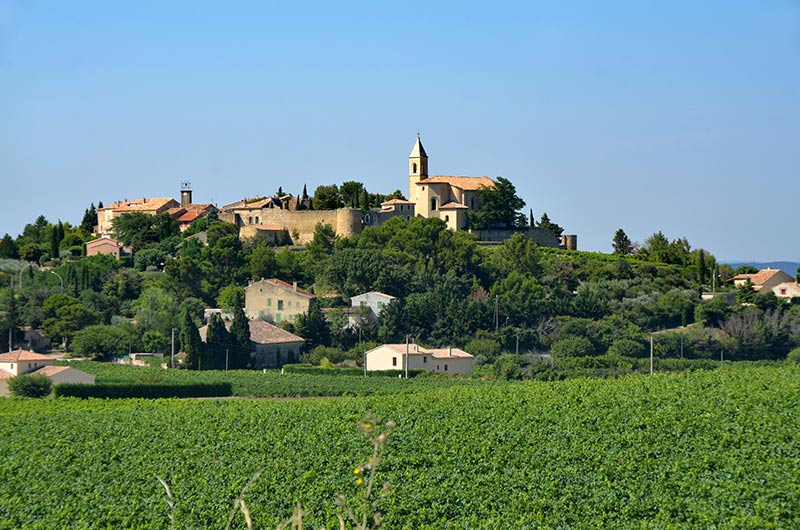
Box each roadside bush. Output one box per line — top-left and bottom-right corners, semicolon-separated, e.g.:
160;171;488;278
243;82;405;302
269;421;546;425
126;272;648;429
494;354;523;380
8;374;52;398
607;338;646;358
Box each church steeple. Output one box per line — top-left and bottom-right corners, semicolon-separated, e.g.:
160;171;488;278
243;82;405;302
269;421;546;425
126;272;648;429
409;134;428;179
409;134;429;205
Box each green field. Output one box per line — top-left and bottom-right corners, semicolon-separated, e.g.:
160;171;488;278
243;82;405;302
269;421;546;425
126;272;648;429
1;365;798;529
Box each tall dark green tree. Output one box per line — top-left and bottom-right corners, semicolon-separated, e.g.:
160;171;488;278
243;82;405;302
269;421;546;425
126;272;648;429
612;229;632;255
294;301;331;350
204;313;230;369
0;234;18;259
229;291;251;368
537;213;563;238
470;177;527;229
306;223;337;263
80;203;98;233
179;309;203;370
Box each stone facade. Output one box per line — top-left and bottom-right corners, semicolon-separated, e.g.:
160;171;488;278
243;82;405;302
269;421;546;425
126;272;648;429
220;206;363;244
245;278;316;324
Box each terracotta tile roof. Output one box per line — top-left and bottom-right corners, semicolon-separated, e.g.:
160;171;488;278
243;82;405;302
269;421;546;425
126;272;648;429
417;176;495;191
250;225;285;231
731;269;793;289
101;198;179;213
374;344;473;359
199;320;304;345
34;366;70;377
0;349;55;363
439;201;469;210
0;371;13;380
251;278;316;299
381;199;415;206
86;237;123;249
176;210;206;223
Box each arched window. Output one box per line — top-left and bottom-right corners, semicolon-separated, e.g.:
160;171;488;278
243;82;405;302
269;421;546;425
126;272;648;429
412;163;418;174
248;216;253;224
445;215;449;223
255;216;259;224
431;198;438;211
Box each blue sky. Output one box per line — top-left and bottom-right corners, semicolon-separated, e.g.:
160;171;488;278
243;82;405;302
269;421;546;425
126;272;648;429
1;0;798;261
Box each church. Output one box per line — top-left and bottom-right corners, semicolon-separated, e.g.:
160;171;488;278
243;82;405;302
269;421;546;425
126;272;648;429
407;135;495;231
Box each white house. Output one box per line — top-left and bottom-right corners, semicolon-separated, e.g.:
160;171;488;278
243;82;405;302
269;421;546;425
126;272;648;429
364;343;474;375
350;291;396;320
0;349;95;396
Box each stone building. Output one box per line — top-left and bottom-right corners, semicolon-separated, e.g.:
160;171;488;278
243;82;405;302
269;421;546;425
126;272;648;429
245;278;316;324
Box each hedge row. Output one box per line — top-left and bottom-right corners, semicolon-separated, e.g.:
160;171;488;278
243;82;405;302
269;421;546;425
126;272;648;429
52;383;233;399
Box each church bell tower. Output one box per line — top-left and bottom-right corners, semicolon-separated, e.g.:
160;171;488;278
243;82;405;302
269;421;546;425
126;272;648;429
408;134;428;204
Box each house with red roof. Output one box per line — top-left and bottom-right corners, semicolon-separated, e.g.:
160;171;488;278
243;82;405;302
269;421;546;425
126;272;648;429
245;278;317;325
731;268;797;298
199;319;305;368
365;343;474;375
0;349;95;396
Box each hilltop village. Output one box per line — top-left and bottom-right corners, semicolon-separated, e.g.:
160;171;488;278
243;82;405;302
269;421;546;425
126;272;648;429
94;136;576;248
1;136;799;388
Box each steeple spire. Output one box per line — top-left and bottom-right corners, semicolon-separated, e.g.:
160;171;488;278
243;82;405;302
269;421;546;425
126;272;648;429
409;134;427;159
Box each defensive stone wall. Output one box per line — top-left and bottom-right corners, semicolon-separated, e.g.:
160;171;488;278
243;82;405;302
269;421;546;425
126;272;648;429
223;208;364;244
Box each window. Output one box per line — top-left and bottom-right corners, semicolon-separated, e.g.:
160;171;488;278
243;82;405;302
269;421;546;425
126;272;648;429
392;357;397;366
276;314;281;323
445;215;449;223
471;197;476;209
267;298;272;307
278;300;284;310
431;198;438;211
412;163;417;173
436;365;440;370
423;356;427;363
248;216;253;224
255;216;259;224
781;288;787;295
444;364;448;371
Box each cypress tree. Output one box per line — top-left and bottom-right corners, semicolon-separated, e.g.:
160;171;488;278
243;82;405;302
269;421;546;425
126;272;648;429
205;313;230;369
180;309;203;370
230;292;251;368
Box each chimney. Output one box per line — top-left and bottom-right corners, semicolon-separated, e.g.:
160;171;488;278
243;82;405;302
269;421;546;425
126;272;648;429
293;281;298;292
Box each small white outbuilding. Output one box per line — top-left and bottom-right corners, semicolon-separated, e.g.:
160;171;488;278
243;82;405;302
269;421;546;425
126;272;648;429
364;343;474;375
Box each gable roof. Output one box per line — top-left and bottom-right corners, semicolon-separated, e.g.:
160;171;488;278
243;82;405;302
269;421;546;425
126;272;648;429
249;278;316;299
199;320;305;345
101;198;179;213
731;269;794;289
369;344;473;359
86;237;123;249
0;349;54;363
34;366;71;377
417;176;495;191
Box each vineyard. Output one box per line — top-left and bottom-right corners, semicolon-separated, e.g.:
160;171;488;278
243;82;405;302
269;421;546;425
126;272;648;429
1;365;798;529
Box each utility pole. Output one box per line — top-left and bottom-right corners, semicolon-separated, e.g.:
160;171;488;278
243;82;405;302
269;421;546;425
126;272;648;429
680;335;684;359
649;336;654;375
405;334;409;379
516;332;519;355
225;349;229;371
171;328;175;369
494;295;499;331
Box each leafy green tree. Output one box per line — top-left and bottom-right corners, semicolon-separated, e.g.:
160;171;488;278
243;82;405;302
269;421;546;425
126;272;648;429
133;248;168;271
550;336;594;358
8;373;52;397
133;287;178;338
250;244;277;280
72;324;132;359
179;309;203;370
470;177;526;229
694;296;731;327
307;223;337;263
112;212;179;251
313;184;343;210
607;338;646;357
340;181;366;209
735;279;757;304
141;330;167;354
465;337;502;362
537;213;563;238
612;229;632;255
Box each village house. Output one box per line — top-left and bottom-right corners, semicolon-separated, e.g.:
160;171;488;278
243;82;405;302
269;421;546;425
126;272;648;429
85;237;130;258
245;278;316;324
199;320;305;368
97;197;180;236
0;349;95;396
364;343;474;375
731;268;796;297
350;291;396;320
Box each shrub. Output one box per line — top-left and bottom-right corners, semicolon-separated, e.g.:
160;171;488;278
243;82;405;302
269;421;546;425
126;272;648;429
494;354;523;380
607;338;646;358
8;374;52;398
550;336;594;358
787;348;800;365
